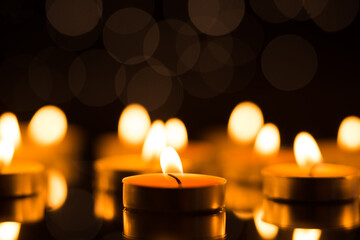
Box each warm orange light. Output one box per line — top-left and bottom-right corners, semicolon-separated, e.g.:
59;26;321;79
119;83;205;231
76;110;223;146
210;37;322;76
254;207;278;239
254;123;280;156
160;147;183;174
293;228;321;240
28;106;67;146
228;102;264;144
337;116;360;151
142;120;167;161
0;222;21;240
94;192;115;220
294;132;322;169
0;140;15;170
165;118;188;151
118;104;151;146
0;112;21;149
46;169;68;211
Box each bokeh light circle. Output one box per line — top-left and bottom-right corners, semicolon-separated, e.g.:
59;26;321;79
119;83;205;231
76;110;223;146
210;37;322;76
249;0;289;23
261;35;318;91
188;0;245;36
69;49;119;107
46;0;102;36
103;8;159;65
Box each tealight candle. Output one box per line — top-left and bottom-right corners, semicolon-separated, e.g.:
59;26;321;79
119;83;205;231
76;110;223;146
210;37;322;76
0;140;45;197
122;147;226;239
262;132;360;202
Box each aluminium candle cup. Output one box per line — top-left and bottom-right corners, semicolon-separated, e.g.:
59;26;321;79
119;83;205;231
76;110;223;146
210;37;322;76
262;198;360;229
0;162;45;197
262;163;360;202
122;173;226;239
0;194;45;223
123;208;226;240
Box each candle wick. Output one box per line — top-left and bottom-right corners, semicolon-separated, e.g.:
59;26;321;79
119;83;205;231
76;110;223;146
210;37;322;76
309;162;321;177
167;174;182;185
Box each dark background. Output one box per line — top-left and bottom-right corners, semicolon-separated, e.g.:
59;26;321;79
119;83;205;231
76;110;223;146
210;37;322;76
0;0;359;148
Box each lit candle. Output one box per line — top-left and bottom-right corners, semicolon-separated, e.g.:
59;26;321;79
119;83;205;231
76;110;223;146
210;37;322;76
122;147;226;239
262;132;360;202
0;124;45;197
95;104;151;158
0;222;21;240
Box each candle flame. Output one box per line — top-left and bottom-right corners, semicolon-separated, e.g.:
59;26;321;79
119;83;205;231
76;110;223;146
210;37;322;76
0;112;21;149
118;104;151;146
165;118;188;151
47;169;68;211
228;102;264;145
28;105;67;146
142;120;167;161
294;132;323;169
254;207;278;239
0;140;15;170
0;222;21;240
160;147;183;174
293;229;321;240
337;116;360;151
254;123;281;156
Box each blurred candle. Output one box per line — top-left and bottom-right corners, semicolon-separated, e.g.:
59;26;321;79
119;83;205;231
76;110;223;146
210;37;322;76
0;112;21;149
262;132;360;202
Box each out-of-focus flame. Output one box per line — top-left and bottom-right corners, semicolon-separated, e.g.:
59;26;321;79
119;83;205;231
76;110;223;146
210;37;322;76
28;106;67;146
160;147;183;174
94;192;115;220
294;132;323;169
293;228;321;240
0;140;15;170
0;112;21;149
165;118;188;151
142;120;167;161
254;207;278;239
254;123;280;156
228;102;264;145
337;116;360;151
0;222;21;240
47;169;68;211
118;104;151;146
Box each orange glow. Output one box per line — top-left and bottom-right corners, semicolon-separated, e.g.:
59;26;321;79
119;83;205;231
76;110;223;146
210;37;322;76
28;106;67;146
47;169;68;211
94;192;115;220
165;118;188;151
294;132;323;169
0;140;15;170
142;120;167;161
338;116;360;151
254;123;280;156
160;147;183;174
228;102;264;144
293;229;321;240
0;112;21;149
254;207;278;239
0;222;21;240
118;104;151;146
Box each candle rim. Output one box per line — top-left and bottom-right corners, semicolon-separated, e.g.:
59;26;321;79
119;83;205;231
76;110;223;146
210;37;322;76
123;173;227;189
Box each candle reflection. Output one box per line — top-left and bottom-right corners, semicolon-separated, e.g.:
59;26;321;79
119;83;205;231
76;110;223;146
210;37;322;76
293;228;321;240
0;222;20;240
253;207;278;239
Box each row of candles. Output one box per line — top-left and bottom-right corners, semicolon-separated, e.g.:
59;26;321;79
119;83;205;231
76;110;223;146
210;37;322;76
1;102;360;239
